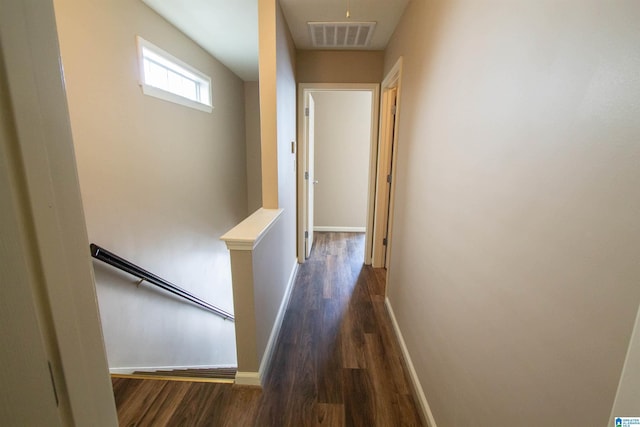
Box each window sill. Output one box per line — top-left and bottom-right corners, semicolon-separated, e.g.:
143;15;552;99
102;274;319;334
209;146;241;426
140;84;213;113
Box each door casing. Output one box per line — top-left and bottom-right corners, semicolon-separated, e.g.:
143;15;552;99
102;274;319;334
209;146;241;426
297;83;380;263
0;0;118;423
305;94;316;258
372;58;404;270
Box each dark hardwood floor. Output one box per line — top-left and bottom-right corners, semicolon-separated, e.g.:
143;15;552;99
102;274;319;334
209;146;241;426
112;232;423;426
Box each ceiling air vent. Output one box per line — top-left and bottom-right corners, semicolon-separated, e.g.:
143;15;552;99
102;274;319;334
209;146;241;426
308;21;376;48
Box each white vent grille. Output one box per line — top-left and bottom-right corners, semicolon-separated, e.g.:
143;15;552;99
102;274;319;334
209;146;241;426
308;22;376;48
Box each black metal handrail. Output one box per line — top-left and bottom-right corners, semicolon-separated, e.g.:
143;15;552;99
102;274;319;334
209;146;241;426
90;243;234;321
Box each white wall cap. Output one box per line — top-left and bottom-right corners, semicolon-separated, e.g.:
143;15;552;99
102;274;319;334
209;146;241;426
220;208;284;251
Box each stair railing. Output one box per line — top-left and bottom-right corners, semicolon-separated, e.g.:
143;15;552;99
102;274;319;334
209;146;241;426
90;243;234;321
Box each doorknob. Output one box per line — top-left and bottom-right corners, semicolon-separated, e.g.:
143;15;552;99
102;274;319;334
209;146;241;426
313;180;319;184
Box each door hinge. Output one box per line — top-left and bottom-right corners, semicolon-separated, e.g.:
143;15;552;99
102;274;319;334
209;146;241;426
391;105;397;115
305;107;309;117
305;230;309;238
48;361;59;407
387;174;392;184
304;171;309;180
383;238;388;246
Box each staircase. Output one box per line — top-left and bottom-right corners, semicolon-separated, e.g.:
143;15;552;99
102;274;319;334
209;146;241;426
129;367;237;382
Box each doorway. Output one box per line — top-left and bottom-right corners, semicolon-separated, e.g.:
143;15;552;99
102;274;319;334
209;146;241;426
371;58;403;269
297;83;380;263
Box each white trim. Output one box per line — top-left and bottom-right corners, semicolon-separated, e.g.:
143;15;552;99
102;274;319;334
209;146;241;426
141;85;213;113
109;364;237;375
1;0;118;423
258;258;299;383
385;297;437;427
297;83;380;264
314;226;366;233
234;371;262;386
372;57;403;269
136;36;213;113
297;87;306;262
221;208;284;250
609;301;640;419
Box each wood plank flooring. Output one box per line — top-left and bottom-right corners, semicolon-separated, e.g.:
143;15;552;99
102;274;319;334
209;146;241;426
112;232;423;426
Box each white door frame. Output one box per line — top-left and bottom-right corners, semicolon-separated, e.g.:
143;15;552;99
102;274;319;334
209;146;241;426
0;0;118;423
304;94;316;258
297;83;380;263
372;58;403;269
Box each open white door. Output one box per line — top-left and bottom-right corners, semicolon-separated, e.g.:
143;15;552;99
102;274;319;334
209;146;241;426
304;94;316;258
372;58;403;269
373;87;397;268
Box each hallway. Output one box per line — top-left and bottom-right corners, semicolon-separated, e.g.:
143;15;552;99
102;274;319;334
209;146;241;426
112;232;423;426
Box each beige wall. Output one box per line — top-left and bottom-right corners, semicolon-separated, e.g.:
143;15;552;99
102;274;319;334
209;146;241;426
384;0;640;425
312;91;372;230
54;0;247;370
252;0;298;371
297;50;384;83
245;81;262;213
259;0;278;209
275;1;298;239
252;216;294;363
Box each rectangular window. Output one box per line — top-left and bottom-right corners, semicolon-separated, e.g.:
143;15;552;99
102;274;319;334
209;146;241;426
136;36;212;113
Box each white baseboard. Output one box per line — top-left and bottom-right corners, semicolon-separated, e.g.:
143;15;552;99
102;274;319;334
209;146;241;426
234;371;261;386
385;297;437;427
314;226;366;233
257;258;299;385
109;363;237;375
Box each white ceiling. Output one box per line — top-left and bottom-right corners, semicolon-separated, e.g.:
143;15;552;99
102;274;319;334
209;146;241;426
142;0;410;82
280;0;410;50
142;0;259;81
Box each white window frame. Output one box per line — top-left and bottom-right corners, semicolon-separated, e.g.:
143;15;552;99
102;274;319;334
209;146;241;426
136;36;213;113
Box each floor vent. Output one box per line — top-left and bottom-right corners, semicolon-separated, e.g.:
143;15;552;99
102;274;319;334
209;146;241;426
308;21;376;48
